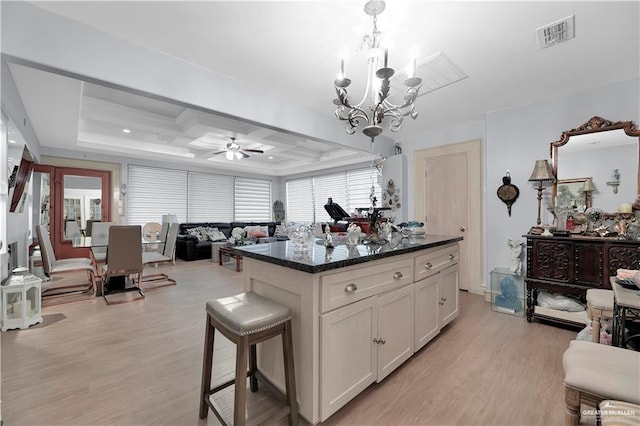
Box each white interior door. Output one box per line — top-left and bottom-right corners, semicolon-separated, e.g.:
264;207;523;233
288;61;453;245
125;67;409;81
414;139;483;293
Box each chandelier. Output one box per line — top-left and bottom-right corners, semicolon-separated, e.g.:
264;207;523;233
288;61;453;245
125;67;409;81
333;0;422;142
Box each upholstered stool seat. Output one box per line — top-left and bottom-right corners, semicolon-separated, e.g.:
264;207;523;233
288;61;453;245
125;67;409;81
586;289;614;343
598;400;640;425
199;292;298;425
563;340;640;426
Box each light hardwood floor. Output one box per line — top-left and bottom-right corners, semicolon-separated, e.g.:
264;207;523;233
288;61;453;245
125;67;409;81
2;259;592;425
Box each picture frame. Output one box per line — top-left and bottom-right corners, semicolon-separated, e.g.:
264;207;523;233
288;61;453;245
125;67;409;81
556;177;592;211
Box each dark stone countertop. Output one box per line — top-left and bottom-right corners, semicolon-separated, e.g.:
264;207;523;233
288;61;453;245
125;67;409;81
233;234;463;274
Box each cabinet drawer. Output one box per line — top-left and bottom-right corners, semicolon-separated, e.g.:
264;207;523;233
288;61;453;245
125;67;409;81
321;259;413;313
414;244;459;282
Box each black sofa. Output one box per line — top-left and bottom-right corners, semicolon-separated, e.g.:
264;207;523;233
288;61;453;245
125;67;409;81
175;222;280;261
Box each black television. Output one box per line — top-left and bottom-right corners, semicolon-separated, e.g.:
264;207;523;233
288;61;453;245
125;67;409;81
9;146;34;213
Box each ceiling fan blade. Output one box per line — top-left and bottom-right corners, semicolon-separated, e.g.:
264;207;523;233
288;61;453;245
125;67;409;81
243;149;264;154
240;151;251;159
210;150;228;156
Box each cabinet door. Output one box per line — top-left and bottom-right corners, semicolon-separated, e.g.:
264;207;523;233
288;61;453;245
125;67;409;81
530;239;573;283
574;242;603;287
320;297;377;421
439;264;459;328
414;274;440;350
607;245;640;282
377;285;414;382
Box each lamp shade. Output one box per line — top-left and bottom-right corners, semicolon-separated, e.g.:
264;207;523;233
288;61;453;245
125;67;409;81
528;160;556;182
581;179;596;192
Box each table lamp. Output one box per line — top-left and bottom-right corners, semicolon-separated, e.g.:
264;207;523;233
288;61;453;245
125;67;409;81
528;160;556;228
581;178;596;209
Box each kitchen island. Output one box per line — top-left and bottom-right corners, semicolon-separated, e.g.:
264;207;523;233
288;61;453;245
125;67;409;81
235;234;462;423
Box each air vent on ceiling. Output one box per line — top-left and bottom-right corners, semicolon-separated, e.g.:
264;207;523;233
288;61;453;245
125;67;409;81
537;15;575;49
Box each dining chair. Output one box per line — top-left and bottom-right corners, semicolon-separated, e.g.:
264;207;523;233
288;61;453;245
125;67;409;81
35;224;96;296
142;222;178;289
65;220;83;239
101;225;144;304
90;221;114;276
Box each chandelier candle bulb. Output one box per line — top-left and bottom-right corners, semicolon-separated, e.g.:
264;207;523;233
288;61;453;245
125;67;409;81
341;58;345;78
383;48;388;68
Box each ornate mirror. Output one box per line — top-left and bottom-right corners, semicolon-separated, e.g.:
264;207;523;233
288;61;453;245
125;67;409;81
551;116;640;213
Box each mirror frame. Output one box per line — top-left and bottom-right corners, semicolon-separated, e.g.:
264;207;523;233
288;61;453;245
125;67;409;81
551;116;640;210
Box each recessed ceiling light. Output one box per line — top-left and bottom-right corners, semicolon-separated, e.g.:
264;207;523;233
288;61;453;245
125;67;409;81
122;129;131;133
8;139;16;144
268;156;274;160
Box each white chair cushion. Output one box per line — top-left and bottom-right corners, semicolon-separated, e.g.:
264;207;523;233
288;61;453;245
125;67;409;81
206;292;291;336
563;340;640;404
586;289;614;310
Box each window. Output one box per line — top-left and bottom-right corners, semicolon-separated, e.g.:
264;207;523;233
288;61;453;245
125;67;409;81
127;165;272;224
285;168;381;222
127;165;187;225
286;179;314;222
235;177;272;221
188;172;233;222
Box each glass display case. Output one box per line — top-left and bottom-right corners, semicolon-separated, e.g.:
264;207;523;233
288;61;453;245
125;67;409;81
2;267;42;331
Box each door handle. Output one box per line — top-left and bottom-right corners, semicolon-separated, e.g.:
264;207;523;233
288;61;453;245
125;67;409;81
344;283;358;293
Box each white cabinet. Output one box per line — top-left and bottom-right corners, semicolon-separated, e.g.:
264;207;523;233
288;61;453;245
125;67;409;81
376;284;414;381
414;274;439;350
243;240;461;424
438;264;459;328
320;297;377;421
320;284;414;421
414;246;460;351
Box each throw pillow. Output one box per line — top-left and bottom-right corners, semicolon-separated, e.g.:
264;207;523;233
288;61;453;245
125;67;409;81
245;225;269;238
187;227;206;242
205;227;227;241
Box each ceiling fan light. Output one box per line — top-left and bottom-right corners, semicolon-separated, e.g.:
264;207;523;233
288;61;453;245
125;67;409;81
235;151;243;160
225;150;234;160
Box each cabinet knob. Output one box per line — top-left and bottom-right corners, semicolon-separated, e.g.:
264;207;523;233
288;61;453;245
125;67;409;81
439;300;445;306
460;226;466;232
373;337;386;345
393;271;403;279
424;262;433;269
344;283;358;293
448;253;455;260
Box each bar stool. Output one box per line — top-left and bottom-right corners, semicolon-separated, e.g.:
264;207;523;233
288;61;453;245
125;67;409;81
586;289;614;343
199;292;298;425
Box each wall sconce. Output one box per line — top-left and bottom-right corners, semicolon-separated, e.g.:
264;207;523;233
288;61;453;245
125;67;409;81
528;159;556;228
606;169;620;194
581;179;595;209
120;183;128;197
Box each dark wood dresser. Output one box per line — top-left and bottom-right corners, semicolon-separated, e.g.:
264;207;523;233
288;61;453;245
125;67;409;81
525;234;640;327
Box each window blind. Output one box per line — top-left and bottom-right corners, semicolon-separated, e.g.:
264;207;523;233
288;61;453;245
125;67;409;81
188;172;234;222
234;177;272;221
286;178;314;222
285;167;382;222
127;165;187;226
313;173;348;222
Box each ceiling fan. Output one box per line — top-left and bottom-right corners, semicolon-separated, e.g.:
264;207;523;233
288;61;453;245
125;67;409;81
211;137;264;160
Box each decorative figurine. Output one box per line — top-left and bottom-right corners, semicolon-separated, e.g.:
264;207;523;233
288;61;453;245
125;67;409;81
346;223;361;246
324;224;334;248
508;239;523;276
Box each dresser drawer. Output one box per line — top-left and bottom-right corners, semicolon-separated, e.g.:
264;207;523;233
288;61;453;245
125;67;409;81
414;244;459;282
320;258;413;313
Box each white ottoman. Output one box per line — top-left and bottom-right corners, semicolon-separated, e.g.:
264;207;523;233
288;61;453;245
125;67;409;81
210;242;227;263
